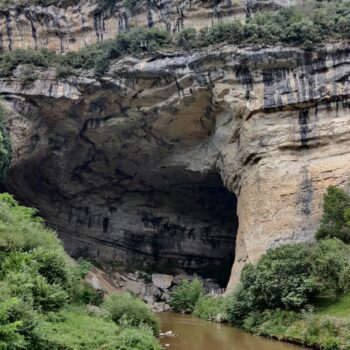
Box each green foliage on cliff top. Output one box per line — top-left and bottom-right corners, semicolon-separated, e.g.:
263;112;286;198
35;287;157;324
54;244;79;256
176;1;350;49
0;27;170;78
1;1;350;80
0;193;162;350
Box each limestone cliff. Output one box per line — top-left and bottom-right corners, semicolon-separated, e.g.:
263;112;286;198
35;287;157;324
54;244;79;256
0;0;300;53
2;41;350;289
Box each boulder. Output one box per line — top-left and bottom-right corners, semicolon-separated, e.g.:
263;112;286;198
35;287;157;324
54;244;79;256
151;274;173;290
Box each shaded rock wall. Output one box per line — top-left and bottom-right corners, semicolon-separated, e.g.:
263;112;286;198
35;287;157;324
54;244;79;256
3;43;350;288
0;0;301;52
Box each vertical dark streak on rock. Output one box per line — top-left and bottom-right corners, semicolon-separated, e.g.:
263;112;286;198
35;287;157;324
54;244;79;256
5;13;12;51
103;217;109;233
299;110;309;148
298;166;313;216
30;20;38;50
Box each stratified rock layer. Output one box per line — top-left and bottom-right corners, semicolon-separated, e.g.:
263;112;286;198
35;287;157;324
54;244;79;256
0;0;301;52
3;43;350;289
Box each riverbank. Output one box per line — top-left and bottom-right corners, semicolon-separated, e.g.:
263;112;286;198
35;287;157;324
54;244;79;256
158;312;305;350
190;294;350;350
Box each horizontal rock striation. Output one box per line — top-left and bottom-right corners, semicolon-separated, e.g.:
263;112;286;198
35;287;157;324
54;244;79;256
3;42;350;288
0;0;300;53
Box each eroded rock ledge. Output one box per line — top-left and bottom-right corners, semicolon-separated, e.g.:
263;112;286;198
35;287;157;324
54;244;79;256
3;43;350;289
0;0;300;53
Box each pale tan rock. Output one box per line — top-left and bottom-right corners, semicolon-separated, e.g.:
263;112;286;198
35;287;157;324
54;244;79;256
151;274;173;290
0;0;299;53
4;43;350;291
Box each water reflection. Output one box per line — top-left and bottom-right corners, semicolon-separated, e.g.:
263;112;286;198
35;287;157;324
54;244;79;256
159;313;306;350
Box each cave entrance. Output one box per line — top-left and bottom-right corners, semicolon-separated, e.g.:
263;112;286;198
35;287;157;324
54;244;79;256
143;172;238;288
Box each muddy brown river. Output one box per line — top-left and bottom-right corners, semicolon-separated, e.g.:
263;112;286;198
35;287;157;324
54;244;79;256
159;312;306;350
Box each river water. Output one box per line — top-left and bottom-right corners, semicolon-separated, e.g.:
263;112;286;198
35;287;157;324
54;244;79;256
159;312;306;350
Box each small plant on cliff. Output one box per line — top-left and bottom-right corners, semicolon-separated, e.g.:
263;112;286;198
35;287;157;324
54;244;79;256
316;186;350;243
0;103;11;183
170;279;204;313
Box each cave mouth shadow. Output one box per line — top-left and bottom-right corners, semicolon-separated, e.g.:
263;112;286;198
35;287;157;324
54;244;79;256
1;166;238;288
144;172;239;288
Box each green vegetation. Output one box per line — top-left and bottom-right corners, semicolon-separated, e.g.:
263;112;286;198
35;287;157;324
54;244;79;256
170;185;350;349
0;0;97;8
170;279;204;313
316;186;350;243
192;295;226;321
0;193;161;349
0;27;170;79
175;1;350;49
103;293;159;335
225;238;350;327
241;309;350;350
1;1;350;81
316;294;350;319
0;104;11;183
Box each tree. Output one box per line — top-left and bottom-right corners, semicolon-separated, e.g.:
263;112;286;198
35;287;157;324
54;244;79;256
316;186;350;243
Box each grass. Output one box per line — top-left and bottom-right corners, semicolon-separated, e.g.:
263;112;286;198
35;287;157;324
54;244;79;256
37;307;120;350
0;194;162;349
315;294;350;319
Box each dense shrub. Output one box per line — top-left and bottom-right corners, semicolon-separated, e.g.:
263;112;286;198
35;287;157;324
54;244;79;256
0;296;27;349
0;27;171;78
103;293;159;335
174;2;350;50
316;186;350;243
0;49;55;77
240;309;350;350
225;238;350;325
170;279;204;313
35;307;121;350
0;194;162;349
193;295;225;321
311;239;350;295
113;328;162;350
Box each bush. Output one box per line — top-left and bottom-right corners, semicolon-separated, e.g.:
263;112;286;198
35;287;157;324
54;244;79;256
170;279;204;313
316;186;350;243
0;193;62;254
225;238;350;325
175;28;198;50
240;243;317;310
113;328;162;350
0;296;27;349
193;295;226;321
310;239;350;296
103;293;159;335
225;284;254;326
34;307;121;350
0;194;162;348
5;268;69;311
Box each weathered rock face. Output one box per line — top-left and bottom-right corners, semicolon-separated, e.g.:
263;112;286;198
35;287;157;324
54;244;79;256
3;43;350;289
0;0;300;53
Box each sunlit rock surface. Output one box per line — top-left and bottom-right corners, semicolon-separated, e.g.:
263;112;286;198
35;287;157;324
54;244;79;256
3;42;350;288
0;0;301;52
